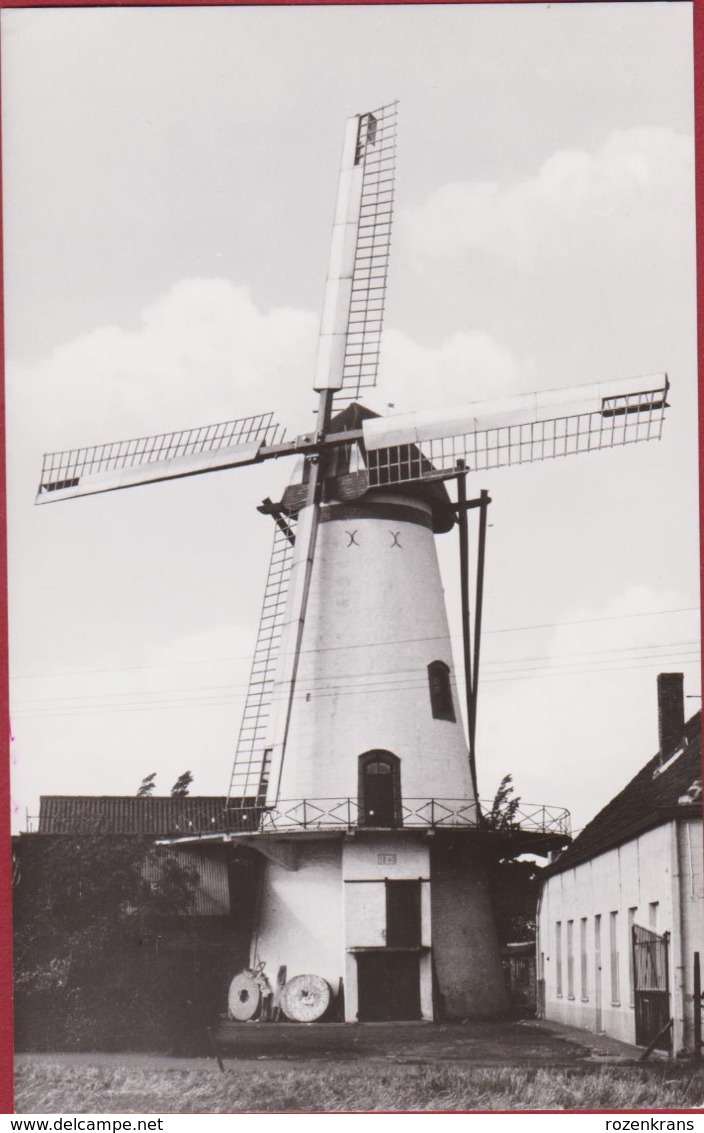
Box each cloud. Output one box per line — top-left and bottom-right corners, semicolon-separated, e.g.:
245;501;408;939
374;327;535;413
398;127;694;266
8;280;320;452
7;277;533;470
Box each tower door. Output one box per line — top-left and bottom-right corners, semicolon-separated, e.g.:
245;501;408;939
359;752;401;827
356;952;421;1021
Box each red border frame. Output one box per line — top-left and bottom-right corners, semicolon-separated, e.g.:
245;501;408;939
0;0;701;1117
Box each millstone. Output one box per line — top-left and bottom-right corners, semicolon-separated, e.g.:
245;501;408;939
280;974;332;1022
227;970;262;1021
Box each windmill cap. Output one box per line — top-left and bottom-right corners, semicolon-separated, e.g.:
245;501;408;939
278;402;456;534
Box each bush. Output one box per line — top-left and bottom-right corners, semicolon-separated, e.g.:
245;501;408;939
13;835;205;1053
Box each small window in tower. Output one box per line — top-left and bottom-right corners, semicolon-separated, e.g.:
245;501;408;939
427;661;455;722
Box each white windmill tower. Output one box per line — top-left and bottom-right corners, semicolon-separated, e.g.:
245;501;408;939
37;103;670;1024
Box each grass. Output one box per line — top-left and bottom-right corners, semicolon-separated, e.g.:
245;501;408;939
14;1059;704;1113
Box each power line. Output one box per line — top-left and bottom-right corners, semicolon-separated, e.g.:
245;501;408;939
8;643;698;702
9;605;701;683
484;605;701;636
11;652;701;721
483;638;700;670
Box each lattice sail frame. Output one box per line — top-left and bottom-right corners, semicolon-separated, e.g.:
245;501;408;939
362;375;669;487
332;102;397;407
227;517;297;805
37;412;285;502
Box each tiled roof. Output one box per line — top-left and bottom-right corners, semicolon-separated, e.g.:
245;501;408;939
38;795;234;835
546;711;702;876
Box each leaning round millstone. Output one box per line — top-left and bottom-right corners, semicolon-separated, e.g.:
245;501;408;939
280;974;332;1022
228;970;261;1021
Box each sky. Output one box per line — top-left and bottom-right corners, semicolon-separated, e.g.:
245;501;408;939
2;2;699;837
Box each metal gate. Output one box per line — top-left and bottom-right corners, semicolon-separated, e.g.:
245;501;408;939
633;924;670;1050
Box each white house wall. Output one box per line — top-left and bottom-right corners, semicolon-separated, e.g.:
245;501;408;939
253;841;344;992
539;822;687;1048
677;819;704;1051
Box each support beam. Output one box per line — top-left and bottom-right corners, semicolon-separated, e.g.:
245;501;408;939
694;952;702;1063
469;489;490;772
257;497;296;545
456;465;478;803
265;389;335;808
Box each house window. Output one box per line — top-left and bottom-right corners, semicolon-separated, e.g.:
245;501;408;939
649;902;659;931
628;907;637;1007
427;661;455;722
580;917;589;1001
610;911;620;1005
594;915;602;1023
556;922;563;997
567;920;575;999
358;751;402;827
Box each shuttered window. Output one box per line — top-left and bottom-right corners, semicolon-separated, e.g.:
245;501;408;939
610;911;620;1005
427;661;455;722
567;920;575;999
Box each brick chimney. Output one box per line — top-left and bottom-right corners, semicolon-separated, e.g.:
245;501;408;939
657;672;685;759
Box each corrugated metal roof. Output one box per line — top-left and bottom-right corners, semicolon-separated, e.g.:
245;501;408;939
546;711;701;876
38;795;234;835
144;848;231;916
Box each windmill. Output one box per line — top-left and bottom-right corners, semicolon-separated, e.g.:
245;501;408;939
37;103;669;1023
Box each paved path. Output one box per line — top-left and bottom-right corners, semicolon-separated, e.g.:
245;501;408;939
16;1019;644;1068
213;1018;644;1064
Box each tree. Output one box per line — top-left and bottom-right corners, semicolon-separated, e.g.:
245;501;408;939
485;773;521;831
13;834;198;1050
490;858;543;944
136;772;156;797
171;770;193;797
483;774;542;943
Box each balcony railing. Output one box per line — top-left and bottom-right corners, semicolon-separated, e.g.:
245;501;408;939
226;797;571;837
30;798;570;839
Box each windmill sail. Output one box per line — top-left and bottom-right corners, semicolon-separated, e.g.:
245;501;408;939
262;104;399;805
362;375;669;487
227;516;297;810
36;412;285;503
314;102;397;403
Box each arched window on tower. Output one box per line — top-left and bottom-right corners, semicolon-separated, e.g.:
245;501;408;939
358;751;402;827
427;660;456;722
